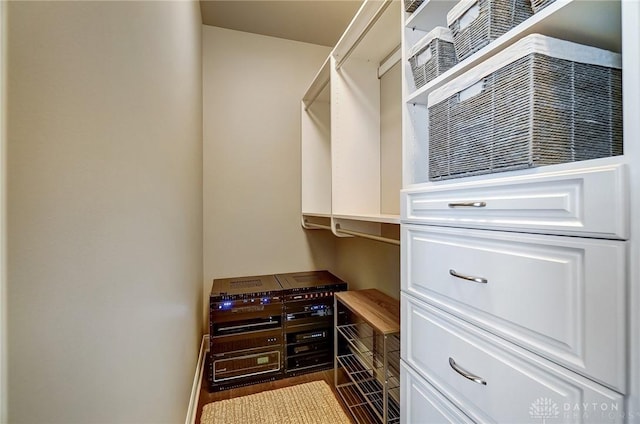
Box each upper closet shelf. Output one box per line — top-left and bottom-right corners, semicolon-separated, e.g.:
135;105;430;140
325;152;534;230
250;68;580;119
405;0;621;105
404;0;453;33
334;0;400;68
302;0;400;110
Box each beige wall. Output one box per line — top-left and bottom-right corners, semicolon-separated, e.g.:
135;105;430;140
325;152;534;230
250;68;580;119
335;235;401;300
6;1;202;423
202;25;401;321
1;0;7;421
202;25;336;327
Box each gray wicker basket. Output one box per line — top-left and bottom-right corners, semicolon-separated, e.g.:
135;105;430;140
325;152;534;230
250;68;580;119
448;0;533;61
405;0;424;13
428;35;622;181
409;27;458;89
531;0;556;13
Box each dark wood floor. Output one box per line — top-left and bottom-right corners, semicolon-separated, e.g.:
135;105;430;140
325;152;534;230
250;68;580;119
195;357;355;424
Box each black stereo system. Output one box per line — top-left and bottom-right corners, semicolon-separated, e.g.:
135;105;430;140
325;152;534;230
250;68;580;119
208;270;347;392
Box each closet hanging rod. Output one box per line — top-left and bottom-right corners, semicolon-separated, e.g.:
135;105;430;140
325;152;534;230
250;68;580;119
378;45;401;79
335;224;400;246
303;220;332;231
334;0;393;71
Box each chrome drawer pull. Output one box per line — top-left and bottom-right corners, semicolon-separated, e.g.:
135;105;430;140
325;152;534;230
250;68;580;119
449;269;488;284
449;357;487;385
447;201;486;208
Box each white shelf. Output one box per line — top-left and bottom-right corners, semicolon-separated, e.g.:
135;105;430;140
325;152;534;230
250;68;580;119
334;0;401;67
401;0;623;187
302;212;332;219
402;155;625;192
404;0;454;33
303;56;331;108
333;214;400;225
405;0;621;105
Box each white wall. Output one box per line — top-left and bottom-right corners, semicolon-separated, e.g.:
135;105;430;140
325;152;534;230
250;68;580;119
202;25;336;327
6;1;203;423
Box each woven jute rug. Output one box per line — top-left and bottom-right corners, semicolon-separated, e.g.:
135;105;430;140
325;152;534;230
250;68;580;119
200;380;351;424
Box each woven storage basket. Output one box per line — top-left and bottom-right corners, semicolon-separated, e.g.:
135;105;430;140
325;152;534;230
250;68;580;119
531;0;556;13
427;34;622;181
409;27;458;89
448;0;533;61
405;0;424;13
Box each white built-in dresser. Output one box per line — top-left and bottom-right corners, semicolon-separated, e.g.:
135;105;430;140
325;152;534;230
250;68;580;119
400;0;640;422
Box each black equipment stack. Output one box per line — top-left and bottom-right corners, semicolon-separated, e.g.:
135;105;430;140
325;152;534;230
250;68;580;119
208;270;346;391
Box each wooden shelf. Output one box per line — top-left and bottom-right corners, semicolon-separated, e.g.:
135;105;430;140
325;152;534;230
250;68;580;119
335;289;400;335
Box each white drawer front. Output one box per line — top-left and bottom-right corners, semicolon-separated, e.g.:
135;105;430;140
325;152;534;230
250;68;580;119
401;224;626;393
401;295;625;424
401;164;628;239
401;360;473;424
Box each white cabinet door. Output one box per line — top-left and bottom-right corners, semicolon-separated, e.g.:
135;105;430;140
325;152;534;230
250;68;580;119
401;224;627;392
402;163;628;239
401;360;473;424
401;294;625;424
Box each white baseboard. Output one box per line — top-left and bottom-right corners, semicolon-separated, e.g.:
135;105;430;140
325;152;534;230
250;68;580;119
185;334;209;424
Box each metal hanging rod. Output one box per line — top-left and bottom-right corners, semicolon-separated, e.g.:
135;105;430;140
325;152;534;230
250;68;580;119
334;224;400;246
378;45;401;79
303;220;332;231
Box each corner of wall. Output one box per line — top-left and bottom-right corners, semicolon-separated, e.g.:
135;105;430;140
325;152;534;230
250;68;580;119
0;0;8;421
334;236;401;300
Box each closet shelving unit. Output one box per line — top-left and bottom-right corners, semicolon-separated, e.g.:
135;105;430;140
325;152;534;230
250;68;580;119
402;0;621;188
301;0;402;245
301;57;332;233
400;0;640;421
334;289;400;424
